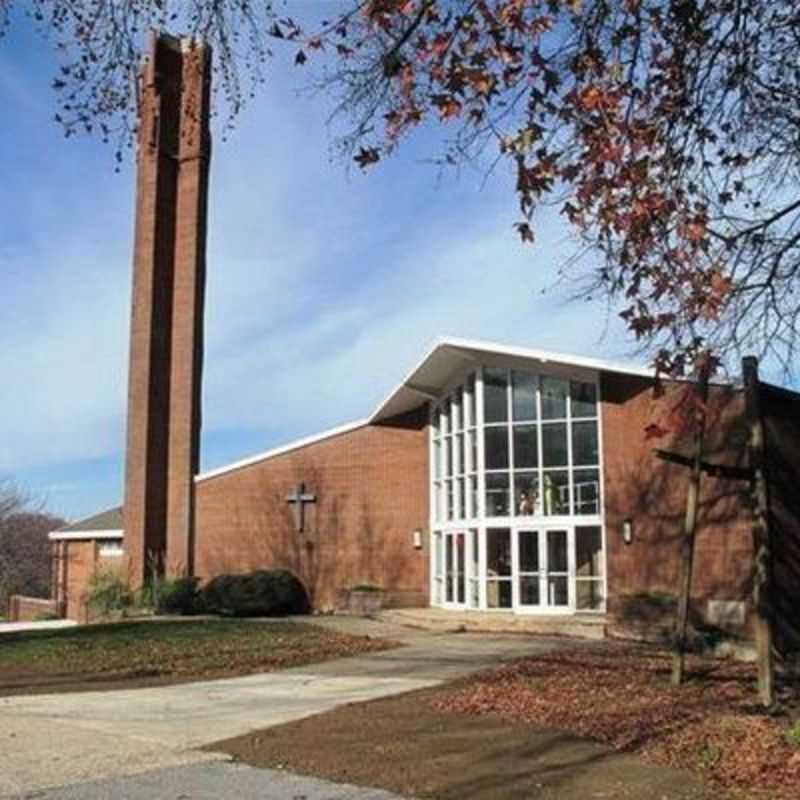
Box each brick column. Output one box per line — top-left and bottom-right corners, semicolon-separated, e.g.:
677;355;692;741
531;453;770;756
166;42;211;576
123;33;211;586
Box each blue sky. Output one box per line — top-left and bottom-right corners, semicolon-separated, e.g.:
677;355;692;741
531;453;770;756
0;7;634;522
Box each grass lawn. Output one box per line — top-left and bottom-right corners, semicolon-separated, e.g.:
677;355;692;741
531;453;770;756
211;644;800;800
0;619;395;696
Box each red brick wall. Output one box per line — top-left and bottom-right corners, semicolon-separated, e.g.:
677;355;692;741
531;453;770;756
602;373;754;634
195;409;430;611
7;596;58;623
56;541;127;622
761;383;800;653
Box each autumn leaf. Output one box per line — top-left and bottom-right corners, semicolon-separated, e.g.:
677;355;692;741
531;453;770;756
354;146;381;169
514;221;535;243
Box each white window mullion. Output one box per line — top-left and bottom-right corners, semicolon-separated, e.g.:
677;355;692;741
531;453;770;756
535;374;544;516
476;367;486;519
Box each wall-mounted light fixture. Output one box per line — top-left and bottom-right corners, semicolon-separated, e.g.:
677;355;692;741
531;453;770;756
412;529;423;549
622;518;634;545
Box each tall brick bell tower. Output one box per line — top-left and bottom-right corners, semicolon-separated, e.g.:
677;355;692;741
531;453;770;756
124;32;211;586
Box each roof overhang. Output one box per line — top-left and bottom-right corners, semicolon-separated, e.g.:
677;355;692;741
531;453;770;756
49;529;124;542
369;336;655;423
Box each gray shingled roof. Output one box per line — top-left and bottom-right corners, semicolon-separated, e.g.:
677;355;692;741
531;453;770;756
58;506;124;533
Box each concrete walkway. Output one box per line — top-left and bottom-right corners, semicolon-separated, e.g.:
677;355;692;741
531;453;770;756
15;762;409;800
0;620;76;634
0;617;583;797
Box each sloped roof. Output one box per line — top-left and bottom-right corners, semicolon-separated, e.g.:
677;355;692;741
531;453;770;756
50;506;124;540
369;336;654;422
197;336;653;481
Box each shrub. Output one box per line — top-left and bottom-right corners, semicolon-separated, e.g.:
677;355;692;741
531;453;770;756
200;569;310;617
87;568;133;618
154;576;201;615
786;721;800;748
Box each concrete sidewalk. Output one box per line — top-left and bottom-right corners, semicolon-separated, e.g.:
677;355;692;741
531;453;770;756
0;617;581;796
14;762;410;800
0;620;76;634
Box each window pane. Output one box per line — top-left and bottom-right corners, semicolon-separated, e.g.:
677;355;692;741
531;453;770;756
484;426;509;470
484;368;508;423
576;525;604;577
547;529;568;572
486;528;511;576
541;377;568;419
514;471;539;516
513;424;538;469
446;480;454;520
571;381;597;418
485;473;511;516
547;576;569;606
470;529;479;571
441;399;450;434
433;532;443;576
576;580;604;610
519;530;539;572
456;433;465;474
542;423;568;466
542;471;570;515
572;421;599;465
433;407;441;438
512;371;537;421
451;394;462;432
435;483;443;521
434;441;442;479
573;469;600;515
486;580;513;609
457;478;465;519
444;438;452;477
469;475;478;517
467;373;477;426
519;576;540;606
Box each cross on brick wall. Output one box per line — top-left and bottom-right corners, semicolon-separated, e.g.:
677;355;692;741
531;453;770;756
286;483;316;533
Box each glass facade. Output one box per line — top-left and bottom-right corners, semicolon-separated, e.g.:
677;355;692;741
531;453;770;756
430;365;606;614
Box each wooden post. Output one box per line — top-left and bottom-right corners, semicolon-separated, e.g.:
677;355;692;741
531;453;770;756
671;361;711;686
742;356;776;707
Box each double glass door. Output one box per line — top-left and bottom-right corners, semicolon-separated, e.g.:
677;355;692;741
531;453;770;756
515;528;570;610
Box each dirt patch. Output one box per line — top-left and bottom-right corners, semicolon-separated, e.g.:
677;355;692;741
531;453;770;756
432;646;800;798
0;619;396;696
210;685;715;800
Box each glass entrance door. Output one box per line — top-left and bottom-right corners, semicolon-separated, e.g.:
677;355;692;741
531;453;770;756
444;531;466;607
545;528;570;608
515;527;571;611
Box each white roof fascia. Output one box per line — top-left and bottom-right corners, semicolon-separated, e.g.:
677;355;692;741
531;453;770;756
49;529;124;541
369;336;655;423
436;336;655;378
196;418;370;482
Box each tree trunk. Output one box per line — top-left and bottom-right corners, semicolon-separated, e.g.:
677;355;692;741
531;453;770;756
671;363;710;686
742;356;776;707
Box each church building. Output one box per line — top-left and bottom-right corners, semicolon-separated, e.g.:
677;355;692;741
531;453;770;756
44;35;800;653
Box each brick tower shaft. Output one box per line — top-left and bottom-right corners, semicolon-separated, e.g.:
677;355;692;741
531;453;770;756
124;33;211;586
